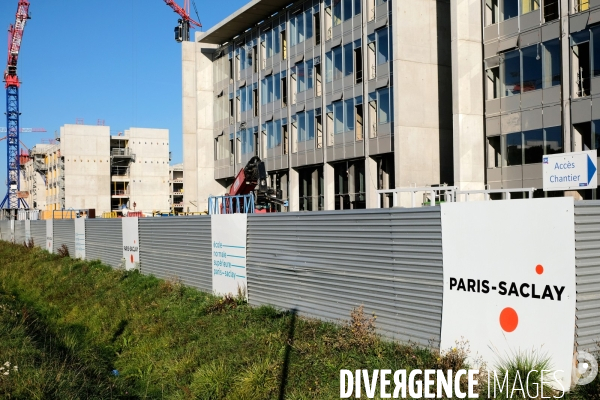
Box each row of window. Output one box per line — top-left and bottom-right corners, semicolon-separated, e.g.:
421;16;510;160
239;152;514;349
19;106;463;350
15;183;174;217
486;39;560;99
215;88;393;160
487;126;563;167
290;5;316;47
572;27;600;98
484;0;558;26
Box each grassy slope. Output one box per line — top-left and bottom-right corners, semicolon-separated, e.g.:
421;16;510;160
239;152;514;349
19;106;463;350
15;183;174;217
0;242;596;399
0;242;442;399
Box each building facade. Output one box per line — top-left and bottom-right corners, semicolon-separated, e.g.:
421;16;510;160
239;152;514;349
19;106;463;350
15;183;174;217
20;125;171;215
183;0;476;212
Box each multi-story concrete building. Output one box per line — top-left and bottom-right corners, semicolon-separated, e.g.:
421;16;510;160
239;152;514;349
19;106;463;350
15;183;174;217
20;124;171;215
182;0;488;212
169;163;184;212
184;0;600;209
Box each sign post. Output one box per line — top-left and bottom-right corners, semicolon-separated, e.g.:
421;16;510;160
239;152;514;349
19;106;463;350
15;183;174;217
211;214;248;299
543;150;597;191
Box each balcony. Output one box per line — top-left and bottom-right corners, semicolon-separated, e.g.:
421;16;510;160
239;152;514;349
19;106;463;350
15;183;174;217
111;189;130;197
111;148;135;161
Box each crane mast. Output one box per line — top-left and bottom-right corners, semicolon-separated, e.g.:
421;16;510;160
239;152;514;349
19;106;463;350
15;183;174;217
1;0;30;211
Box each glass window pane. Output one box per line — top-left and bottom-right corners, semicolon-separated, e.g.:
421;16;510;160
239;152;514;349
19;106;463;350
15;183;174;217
521;0;539;14
593;27;600;77
307;110;315;140
333;47;343;80
503;0;518;20
354;0;361;15
334;101;344;134
298;112;306;142
343;0;353;21
376;28;389;65
333;0;342;26
261;79;268;105
378;88;390;124
345;99;354;131
545;126;563;154
297;12;304;44
543;39;561;87
524;129;544;164
326;51;333;82
298;64;306;92
521;45;542;92
305;9;313;39
506;132;523;166
306;60;314;90
503;49;521;96
344;43;353;76
274;73;281;101
266;31;273;58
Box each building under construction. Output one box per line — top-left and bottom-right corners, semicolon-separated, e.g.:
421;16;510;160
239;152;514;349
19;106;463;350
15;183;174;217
19;124;171;216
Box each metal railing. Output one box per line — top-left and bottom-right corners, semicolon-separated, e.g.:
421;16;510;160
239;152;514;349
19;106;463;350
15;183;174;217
453;188;536;202
111;148;134;157
208;194;255;215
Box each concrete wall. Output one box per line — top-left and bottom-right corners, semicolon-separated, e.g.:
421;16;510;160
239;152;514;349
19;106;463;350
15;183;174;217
61;125;111;214
182;32;226;213
392;0;454;197
127;128;170;213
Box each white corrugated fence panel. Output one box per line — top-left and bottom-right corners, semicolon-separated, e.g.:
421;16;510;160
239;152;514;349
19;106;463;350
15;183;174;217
85;219;123;268
138;216;212;293
246;208;444;347
53;220;75;255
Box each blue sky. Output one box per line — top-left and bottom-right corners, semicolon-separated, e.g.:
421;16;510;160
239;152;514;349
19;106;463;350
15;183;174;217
0;0;248;187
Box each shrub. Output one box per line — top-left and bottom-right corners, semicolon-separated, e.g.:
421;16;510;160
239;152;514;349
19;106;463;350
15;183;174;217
56;244;69;258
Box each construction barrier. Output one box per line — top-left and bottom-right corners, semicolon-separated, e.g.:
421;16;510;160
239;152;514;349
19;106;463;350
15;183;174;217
1;198;599;390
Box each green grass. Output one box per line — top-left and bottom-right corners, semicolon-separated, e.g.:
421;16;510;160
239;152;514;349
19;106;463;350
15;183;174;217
0;241;450;399
0;241;597;399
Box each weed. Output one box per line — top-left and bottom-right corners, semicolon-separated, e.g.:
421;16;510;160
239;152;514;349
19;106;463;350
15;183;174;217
336;305;377;352
205;293;239;314
23;237;34;249
56;244;69;258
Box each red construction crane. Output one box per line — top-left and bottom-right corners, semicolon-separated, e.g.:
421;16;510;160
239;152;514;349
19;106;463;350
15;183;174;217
1;0;31;210
163;0;201;42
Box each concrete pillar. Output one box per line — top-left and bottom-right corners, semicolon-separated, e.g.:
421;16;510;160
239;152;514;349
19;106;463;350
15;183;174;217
280;173;289;211
391;0;453;197
365;156;379;208
323;162;335;210
451;0;485;192
183;32;227;213
182;40;199;212
288;168;299;212
560;1;572;152
311;168;319;211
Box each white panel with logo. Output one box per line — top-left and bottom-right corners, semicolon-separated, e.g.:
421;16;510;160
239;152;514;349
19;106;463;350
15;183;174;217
122;217;139;270
24;219;30;243
211;214;248;298
440;198;576;390
74;218;86;260
46;219;53;253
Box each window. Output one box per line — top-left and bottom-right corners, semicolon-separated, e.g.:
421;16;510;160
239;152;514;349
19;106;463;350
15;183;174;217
281;30;287;60
543;39;561;88
523;129;544;164
576;0;590;12
334;101;344;134
240;129;255;155
376;28;389;65
266;119;284;149
593;27;600;77
295;110;316;144
487;136;502;168
265;30;273;58
521;0;539;15
503;49;520;96
344;99;354;132
485;0;498;26
506;132;522;166
486;66;500;99
521;44;542;92
333;0;342;26
344;43;353;77
314;12;321;45
545;126;563;154
503;0;518;20
282;76;288;107
343;0;353;21
377;88;391;124
544;0;558;21
355;45;363;84
572;31;590;97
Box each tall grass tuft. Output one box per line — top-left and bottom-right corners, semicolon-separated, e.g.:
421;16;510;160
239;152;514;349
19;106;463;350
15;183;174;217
483;350;558;399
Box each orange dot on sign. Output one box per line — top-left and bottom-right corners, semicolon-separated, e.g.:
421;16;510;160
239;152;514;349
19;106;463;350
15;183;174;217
536;264;544;275
500;307;519;333
130;255;134;263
